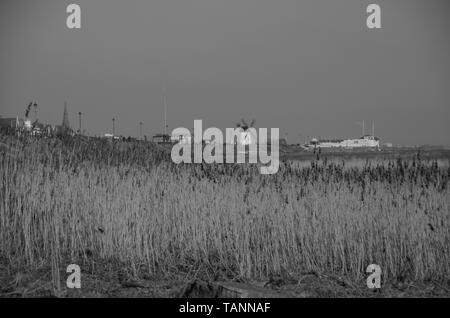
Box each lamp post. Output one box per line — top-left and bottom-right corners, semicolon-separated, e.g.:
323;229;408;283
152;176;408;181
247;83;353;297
78;112;82;134
112;118;115;136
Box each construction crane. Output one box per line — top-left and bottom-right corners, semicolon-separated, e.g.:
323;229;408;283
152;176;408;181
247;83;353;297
24;102;33;119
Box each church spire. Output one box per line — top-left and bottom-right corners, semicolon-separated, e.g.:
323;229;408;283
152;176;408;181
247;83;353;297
62;102;70;129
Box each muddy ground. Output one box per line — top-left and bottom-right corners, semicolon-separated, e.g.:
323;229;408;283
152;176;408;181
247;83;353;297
1;257;449;298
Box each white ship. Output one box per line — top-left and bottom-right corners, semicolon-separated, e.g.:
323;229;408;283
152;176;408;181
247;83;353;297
305;135;380;149
304;120;381;150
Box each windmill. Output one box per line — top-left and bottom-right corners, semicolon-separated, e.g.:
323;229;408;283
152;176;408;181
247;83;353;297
31;102;39;129
23;102;34;131
236;118;256;146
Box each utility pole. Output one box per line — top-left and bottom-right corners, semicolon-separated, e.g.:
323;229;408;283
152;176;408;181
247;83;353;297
372;120;375;137
139;122;143;140
78;112;82;134
163;95;167;136
358;120;365;136
112;118;115;136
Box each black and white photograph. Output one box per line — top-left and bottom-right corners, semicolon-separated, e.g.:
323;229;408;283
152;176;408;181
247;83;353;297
0;0;449;305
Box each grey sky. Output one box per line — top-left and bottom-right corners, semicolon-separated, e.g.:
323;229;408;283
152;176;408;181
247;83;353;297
0;0;449;146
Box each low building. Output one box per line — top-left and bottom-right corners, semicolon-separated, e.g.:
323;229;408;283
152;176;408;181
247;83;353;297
152;134;172;144
0;117;19;129
171;133;192;144
104;133;120;140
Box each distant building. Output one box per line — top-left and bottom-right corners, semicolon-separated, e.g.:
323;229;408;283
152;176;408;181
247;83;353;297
152;134;172;144
171;132;192;144
104;133;120;140
30;122;53;136
24;120;32;131
0;116;19;130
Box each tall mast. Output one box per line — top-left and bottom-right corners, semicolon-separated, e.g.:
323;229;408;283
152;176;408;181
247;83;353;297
372;120;375;137
163;95;167;136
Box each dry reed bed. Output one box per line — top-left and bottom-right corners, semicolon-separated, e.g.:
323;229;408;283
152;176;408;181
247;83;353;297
0;135;449;288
